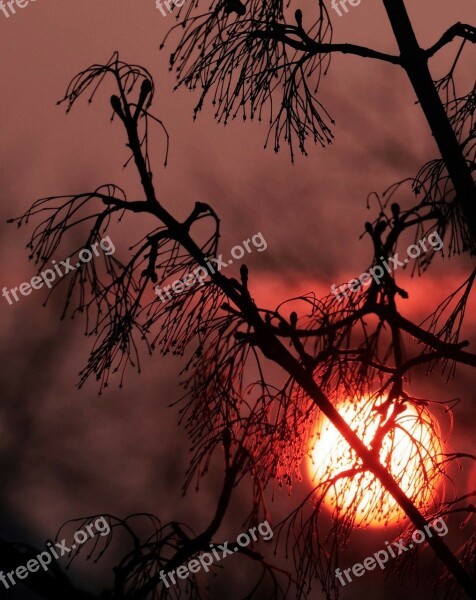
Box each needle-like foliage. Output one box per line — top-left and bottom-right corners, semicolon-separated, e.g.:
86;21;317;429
6;4;476;598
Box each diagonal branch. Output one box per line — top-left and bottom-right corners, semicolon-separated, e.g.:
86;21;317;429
426;22;476;58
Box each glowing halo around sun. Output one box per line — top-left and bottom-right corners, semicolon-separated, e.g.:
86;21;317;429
307;396;444;527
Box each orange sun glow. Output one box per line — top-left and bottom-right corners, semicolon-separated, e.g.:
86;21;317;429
307;396;443;527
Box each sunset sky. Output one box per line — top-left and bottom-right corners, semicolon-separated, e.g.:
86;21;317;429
0;1;475;598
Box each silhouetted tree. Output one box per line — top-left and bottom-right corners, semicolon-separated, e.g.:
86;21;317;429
7;1;476;597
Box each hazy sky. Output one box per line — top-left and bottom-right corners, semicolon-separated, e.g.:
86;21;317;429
0;1;475;598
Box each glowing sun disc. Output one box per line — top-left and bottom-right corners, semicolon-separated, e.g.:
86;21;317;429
307;396;443;527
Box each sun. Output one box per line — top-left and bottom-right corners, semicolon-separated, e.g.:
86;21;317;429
307;396;443;527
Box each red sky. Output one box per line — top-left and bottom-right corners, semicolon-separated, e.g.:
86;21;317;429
0;1;475;598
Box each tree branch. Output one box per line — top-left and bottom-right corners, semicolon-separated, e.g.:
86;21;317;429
377;306;476;368
382;0;476;251
426;22;476;58
253;24;401;65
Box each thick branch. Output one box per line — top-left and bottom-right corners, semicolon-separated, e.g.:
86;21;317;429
382;0;476;250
